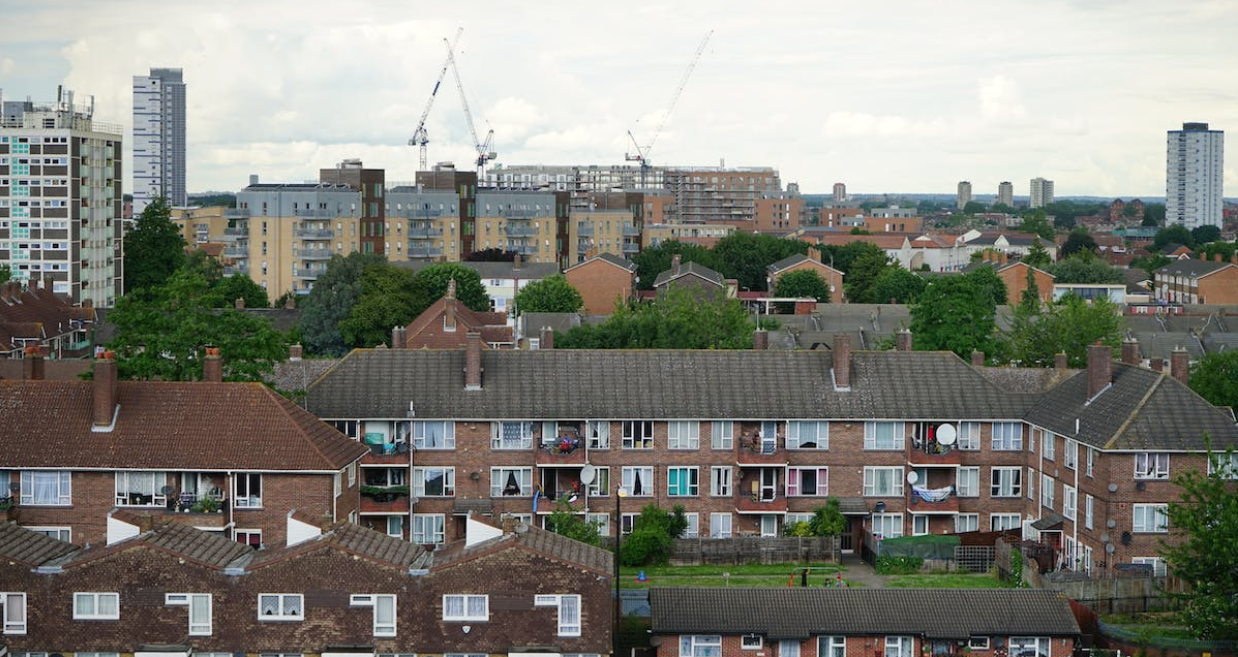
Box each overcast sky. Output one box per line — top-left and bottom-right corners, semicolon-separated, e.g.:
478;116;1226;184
2;0;1235;199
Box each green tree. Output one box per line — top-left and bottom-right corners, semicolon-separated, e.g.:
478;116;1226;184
1019;212;1055;241
808;498;847;537
1061;229;1098;258
965;265;1009;307
514;275;584;314
870;267;926;304
817;241;885;276
1007;295;1122;368
844;249;896;303
1131;253;1172;281
338;264;426;348
1023;240;1052;268
909;272;1004;359
711;232;807;291
214;274;269;309
619;504;688;567
1161;446;1238;640
123;197;186;292
464;248;516;262
546;499;602;546
962;200;987;215
181;249;223;285
1154;224;1195;251
1046;254;1124;284
415;263;491;312
557;287;755;350
0;264;10;285
1192;225;1222;245
1189;351;1238;409
773;270;830;302
106;270;288;381
1019;266;1042;311
299;252;386;356
631;241;719;291
1143;203;1166;226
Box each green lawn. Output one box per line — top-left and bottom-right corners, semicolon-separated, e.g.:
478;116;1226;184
884;572;1010;588
618;563;847;589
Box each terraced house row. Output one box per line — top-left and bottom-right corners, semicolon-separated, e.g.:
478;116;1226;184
305;331;1238;576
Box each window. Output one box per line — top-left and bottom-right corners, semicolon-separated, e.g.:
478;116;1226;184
957;467;979;497
491;467;532;497
787;467;829;496
955;513;979;533
968;638;990;650
493;421;532;450
535;594;581;636
956;422;981;451
680;635;722;657
622;421;654;449
258;594;304;621
1064;485;1077;520
885;636;914;657
587;420;610;449
710;466;732;496
1041;431;1055;460
234;473;262;507
864;421;905;450
1041;474;1054;509
990;467;1022;497
19;471;71;505
863;467;903;497
992;423;1023;450
413;514;446;544
74;592;119;620
235;529;262;547
2;593;27;634
414;421;455;449
351;594;396;636
586;512;610;536
1028;467;1036;500
1009;637;1050;657
1132;557;1167;577
787;421;829;449
443;594;488;621
622;466;655;496
668;421;700;449
166;593;211;636
413;467;455;497
780;641;801;657
1134;453;1169;480
1086;447;1095;477
818;637;846;657
25;527;71;542
1209;452;1238;479
991;513;1021;531
347;462;357;487
711;421;733;450
1085;494;1094;529
872;513;903;539
710;512;733;538
913;514;929;536
683;512;700;538
115;471;167;506
742;634;763;650
1133;504;1168;533
1064;439;1079;471
667;467;699;496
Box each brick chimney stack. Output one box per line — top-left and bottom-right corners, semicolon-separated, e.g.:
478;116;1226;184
93;351;118;430
807;247;821;262
391;326;406;349
22;346;44;380
1170;346;1190;385
671;254;682;275
832;333;851;389
289;344;303;362
465;331;483;390
540;327;554;350
1087;343;1112;399
1055;352;1068;370
203;347;223;382
1121;338;1140;366
895;329;913;352
1150;357;1164;372
513;253;523;271
753;329;769;350
235;296;245;309
971;350;985;367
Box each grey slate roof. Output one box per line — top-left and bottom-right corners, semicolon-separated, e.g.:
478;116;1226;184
650;588;1080;640
653;262;725;288
306;348;1032;421
0;521;78;566
1024;364;1238;450
767;253;839;275
63;522;254;570
1155;259;1235;278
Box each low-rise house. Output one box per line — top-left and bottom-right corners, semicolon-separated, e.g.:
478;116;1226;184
0;279;95;359
1153;257;1238;305
653;255;735;299
395;279;514;349
564;253;637;315
651;588;1080;657
767;248;845;302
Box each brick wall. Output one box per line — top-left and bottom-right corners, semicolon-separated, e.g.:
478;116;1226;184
566;260;634;315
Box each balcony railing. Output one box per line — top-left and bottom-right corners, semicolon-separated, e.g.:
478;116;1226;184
736;493;787;514
224;209;251;218
294;248;332;259
577;225;595;236
736;434;784;465
294;228;335;240
407;246;444;258
395;208;445;219
504;225;540;237
534;439;588;466
623;242;640;253
222;246;249;258
223;227;248;237
294;268;323;279
622;225;642;236
907;485;959;513
407;227;444;239
223;266;249;277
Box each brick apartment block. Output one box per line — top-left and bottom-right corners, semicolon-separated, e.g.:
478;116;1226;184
0;350;368;548
306;332;1238;576
0;513;612;654
1153;256;1238;305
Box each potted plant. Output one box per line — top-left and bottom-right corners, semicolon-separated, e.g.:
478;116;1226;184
192;496;222;513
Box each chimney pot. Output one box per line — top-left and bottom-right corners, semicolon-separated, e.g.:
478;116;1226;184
832;333;851;389
1087;343;1112;399
1121;338;1140;366
539;326;554;350
22;346;44;380
465;331;483;390
753;329;769;350
203;347;223;382
1170;347;1190;385
392;325;406;350
672;253;682;275
93;352;118;429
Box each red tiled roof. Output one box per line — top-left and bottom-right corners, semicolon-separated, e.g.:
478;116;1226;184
403;295;513;348
0;380;369;470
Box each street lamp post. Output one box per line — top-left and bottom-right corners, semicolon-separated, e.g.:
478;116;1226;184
613;486;628;657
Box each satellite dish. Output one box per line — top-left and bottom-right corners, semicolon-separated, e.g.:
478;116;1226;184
936;424;957;446
906;471;920;485
160;485;174;496
580;464;597;485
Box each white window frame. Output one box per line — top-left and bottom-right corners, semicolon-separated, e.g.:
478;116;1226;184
412;514;446;544
741;634;763;650
492;421;533;450
414;420;455;449
1208;452;1238;479
991;422;1023;451
1086;446;1095;477
257;594;304;621
1041;474;1054;509
19;471;71;505
622;466;655;497
667;466;699;497
1009;637;1050;657
957;422;981;451
1041;431;1055;461
668;421;700;450
165;593;211;636
1063;485;1077;520
413;466;456;497
114;471;168;507
681;635;723;657
819;637;846;657
863;421;905;450
780;640;801;657
534;594;581;636
955;513;979;533
1134;452;1169;480
786;467;829;497
885;636;914;657
872;513;903;539
73;592;120;620
491;467;533;497
990;513;1021;531
585;466;610;497
990;467;1022;498
863;466;904;497
587;420;610;449
621;420;654;449
957;466;979;497
787;421;829;450
24;526;71;542
351;594;396;637
711;421;733;450
710;466;732;497
968;638;990;650
683;512;700;538
1132;556;1167;577
586;512;610;536
710;512;733;538
1133;504;1168;533
1;592;27;635
1085;494;1094;530
234;473;262;508
1064;439;1078;471
442;594;489;621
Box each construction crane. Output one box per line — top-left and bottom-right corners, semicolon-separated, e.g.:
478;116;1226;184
625;29;713;187
409;27;464;172
444;39;497;177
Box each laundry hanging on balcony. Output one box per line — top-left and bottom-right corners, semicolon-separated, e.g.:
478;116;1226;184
912;484;954;502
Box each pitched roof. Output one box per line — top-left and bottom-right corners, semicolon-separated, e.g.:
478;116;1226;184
1155;259;1235;279
1024;364;1238;450
650;588;1080;640
767;254;842;275
249;521;433;570
306;348;1032;420
653;261;725;288
565;252;637;273
0;380;369;470
0;282;95;350
63;521;254;570
402;294;512;347
0;521;79;566
430;524;612;575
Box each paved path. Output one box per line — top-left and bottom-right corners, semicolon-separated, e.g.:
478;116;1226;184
839;554;890;588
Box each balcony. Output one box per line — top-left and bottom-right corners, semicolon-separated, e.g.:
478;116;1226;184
294;248;332;260
534;438;588;466
907;485;959;514
510;244;538;256
736;493;787;514
294;228;334;240
223;246;249;258
223;265;249;277
908;443;961;466
225;208;251;218
360;489;412;514
735;434;785;466
407;227;444;239
396;207;445;219
504;225;540;237
577;225;595;237
577;241;593;254
291;208;338;219
294;268;323;279
622;225;642;236
219;227;248;241
623;242;640;254
407;245;444;258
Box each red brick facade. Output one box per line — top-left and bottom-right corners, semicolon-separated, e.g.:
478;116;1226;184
565;257;636;315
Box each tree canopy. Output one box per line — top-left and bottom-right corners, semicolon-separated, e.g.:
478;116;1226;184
1022;240;1052;269
710;232;807;291
773;270;830;302
1046;254;1124;284
1006;295;1123;368
843;248;897;304
557;287;756;349
106;269;288;381
123;197;186;293
338;264;426;349
1018;212;1055;241
215;273;269;309
415;263;490;312
631;241;720;291
1154;224;1194;251
514;275;584;314
1162;446;1238;640
909;270;1004;359
1060;229;1098;258
1191;224;1222;245
299;252;387;356
869;267;926;304
1189;351;1238;409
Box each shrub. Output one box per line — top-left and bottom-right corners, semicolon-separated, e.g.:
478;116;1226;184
876;555;924;574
